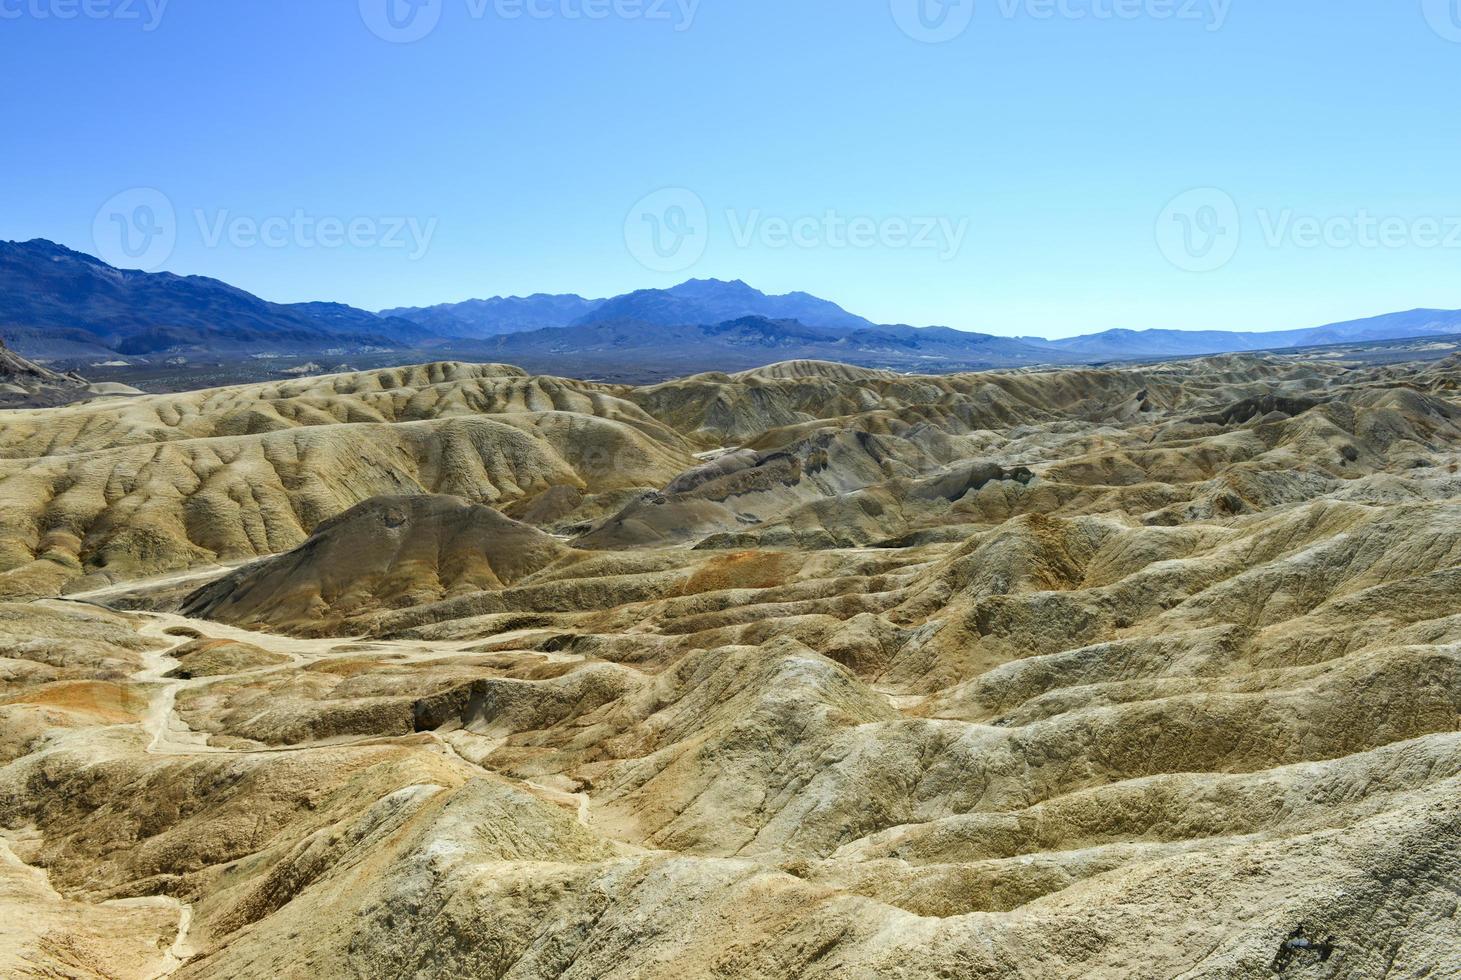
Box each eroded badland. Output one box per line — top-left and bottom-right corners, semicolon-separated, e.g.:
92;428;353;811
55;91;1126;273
0;354;1458;978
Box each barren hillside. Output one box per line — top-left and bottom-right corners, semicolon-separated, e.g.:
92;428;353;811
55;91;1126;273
0;353;1457;978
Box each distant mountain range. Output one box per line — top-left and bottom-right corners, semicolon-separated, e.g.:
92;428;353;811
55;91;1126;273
0;240;426;358
379;293;605;339
1030;309;1461;359
379;278;874;338
476;315;1061;380
571;279;874;332
2;238;1459;371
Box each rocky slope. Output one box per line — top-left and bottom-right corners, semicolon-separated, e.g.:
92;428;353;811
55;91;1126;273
0;337;93;407
182;495;573;635
0;353;1457;978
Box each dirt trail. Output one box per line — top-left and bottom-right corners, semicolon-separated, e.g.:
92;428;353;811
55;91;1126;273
1;830;194;979
112;897;193;980
128;610;320;756
525;780;593;826
34;601;496;755
23;601;602;936
47;601;598;825
62;561;254;604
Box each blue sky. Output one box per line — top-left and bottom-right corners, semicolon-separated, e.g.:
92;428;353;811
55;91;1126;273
2;1;1460;337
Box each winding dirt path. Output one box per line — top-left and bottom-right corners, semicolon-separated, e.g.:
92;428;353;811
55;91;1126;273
52;600;598;824
115;897;193;980
1;831;194;980
38;603;493;757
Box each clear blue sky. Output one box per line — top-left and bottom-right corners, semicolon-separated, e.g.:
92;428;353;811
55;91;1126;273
3;1;1460;337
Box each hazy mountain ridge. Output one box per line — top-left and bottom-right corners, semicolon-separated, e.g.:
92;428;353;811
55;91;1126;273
477;314;1072;379
0;240;420;358
571;278;876;331
1045;309;1461;358
380;293;607;338
381;278;875;337
3;239;1459;368
391;275;1461;360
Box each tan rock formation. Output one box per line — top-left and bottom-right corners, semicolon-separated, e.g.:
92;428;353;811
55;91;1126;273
0;353;1458;978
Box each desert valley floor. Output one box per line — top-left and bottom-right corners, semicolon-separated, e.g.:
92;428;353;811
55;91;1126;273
0;354;1458;978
